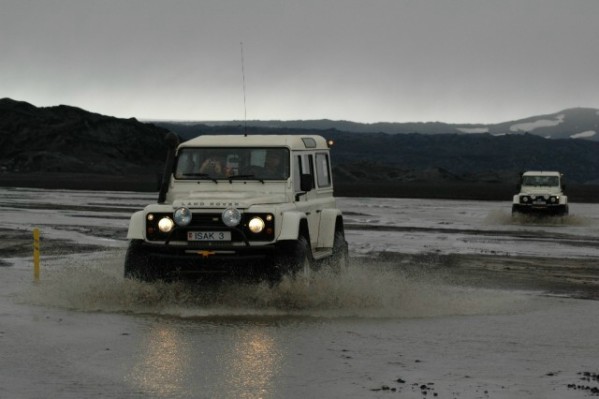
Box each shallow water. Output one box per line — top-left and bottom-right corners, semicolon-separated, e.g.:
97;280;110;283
2;188;599;398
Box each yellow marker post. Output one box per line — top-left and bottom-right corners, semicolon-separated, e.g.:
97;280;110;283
33;228;40;281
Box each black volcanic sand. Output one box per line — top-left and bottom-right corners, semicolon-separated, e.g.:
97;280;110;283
1;173;599;202
0;173;161;192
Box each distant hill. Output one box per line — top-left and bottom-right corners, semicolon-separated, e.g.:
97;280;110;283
487;108;599;141
0;98;168;177
168;107;599;141
156;123;599;184
1;98;598;197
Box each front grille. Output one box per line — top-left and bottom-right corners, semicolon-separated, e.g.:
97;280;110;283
520;195;558;205
190;214;224;227
146;212;274;243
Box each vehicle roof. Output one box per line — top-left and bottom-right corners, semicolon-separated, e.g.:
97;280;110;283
522;171;562;176
179;134;330;150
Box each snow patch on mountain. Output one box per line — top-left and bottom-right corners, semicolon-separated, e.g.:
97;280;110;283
456;127;489;133
571;130;596;139
509;114;565;132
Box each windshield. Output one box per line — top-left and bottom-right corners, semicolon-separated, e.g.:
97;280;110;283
522;175;559;187
174;147;290;180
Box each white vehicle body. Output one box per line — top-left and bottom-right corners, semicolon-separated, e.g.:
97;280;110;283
124;134;348;281
512;171;568;216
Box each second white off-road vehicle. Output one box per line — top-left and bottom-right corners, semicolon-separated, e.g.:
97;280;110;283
512;171;568;216
124;134;349;281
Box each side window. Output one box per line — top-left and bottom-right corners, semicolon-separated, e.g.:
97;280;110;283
306;154;315;188
294;155;302;192
294;153;315;192
315;153;331;188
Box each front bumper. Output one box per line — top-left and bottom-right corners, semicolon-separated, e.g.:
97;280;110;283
140;241;278;276
512;204;568;215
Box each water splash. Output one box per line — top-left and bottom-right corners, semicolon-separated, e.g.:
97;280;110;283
484;209;588;226
19;249;536;319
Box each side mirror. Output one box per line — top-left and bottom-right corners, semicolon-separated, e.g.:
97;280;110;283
300;174;314;192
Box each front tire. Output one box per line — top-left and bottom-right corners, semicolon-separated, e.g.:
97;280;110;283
272;236;313;282
124;240;159;282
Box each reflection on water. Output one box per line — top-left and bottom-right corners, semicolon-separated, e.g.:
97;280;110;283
126;324;281;399
127;325;191;398
220;329;281;399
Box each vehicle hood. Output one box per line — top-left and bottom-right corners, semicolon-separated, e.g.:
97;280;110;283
172;191;288;209
520;186;562;195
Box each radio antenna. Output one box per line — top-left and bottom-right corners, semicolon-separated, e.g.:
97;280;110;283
240;41;248;137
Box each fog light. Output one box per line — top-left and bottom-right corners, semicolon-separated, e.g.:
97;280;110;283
174;207;192;226
222;207;241;227
158;217;175;233
248;217;265;233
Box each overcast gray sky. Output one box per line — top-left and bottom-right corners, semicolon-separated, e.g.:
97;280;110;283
2;0;598;124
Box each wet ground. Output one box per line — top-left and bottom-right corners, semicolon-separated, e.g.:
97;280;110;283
1;187;598;398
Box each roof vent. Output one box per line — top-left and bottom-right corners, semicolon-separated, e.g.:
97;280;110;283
301;137;317;148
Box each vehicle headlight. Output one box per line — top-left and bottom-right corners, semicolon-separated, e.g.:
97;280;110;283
222;207;241;227
521;196;529;203
248;217;265;233
173;207;192;226
158;216;175;233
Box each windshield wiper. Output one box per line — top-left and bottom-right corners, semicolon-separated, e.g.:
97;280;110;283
227;174;265;184
181;173;218;183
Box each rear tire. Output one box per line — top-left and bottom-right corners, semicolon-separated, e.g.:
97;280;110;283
330;230;349;272
294;236;312;281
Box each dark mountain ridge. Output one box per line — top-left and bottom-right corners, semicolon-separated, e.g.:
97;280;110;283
0;98;168;176
1;98;598;199
173;107;599;142
156;123;599;184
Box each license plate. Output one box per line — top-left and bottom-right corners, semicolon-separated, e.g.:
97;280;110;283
187;231;231;241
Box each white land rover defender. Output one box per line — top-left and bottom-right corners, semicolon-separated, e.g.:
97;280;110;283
512;171;568;216
124;134;349;281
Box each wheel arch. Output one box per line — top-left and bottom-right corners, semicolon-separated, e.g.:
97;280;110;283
278;211;309;241
126;210;146;240
512;194;520;204
317;209;344;248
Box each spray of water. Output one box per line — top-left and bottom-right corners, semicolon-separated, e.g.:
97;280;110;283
484;209;588;226
19;249;536;319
